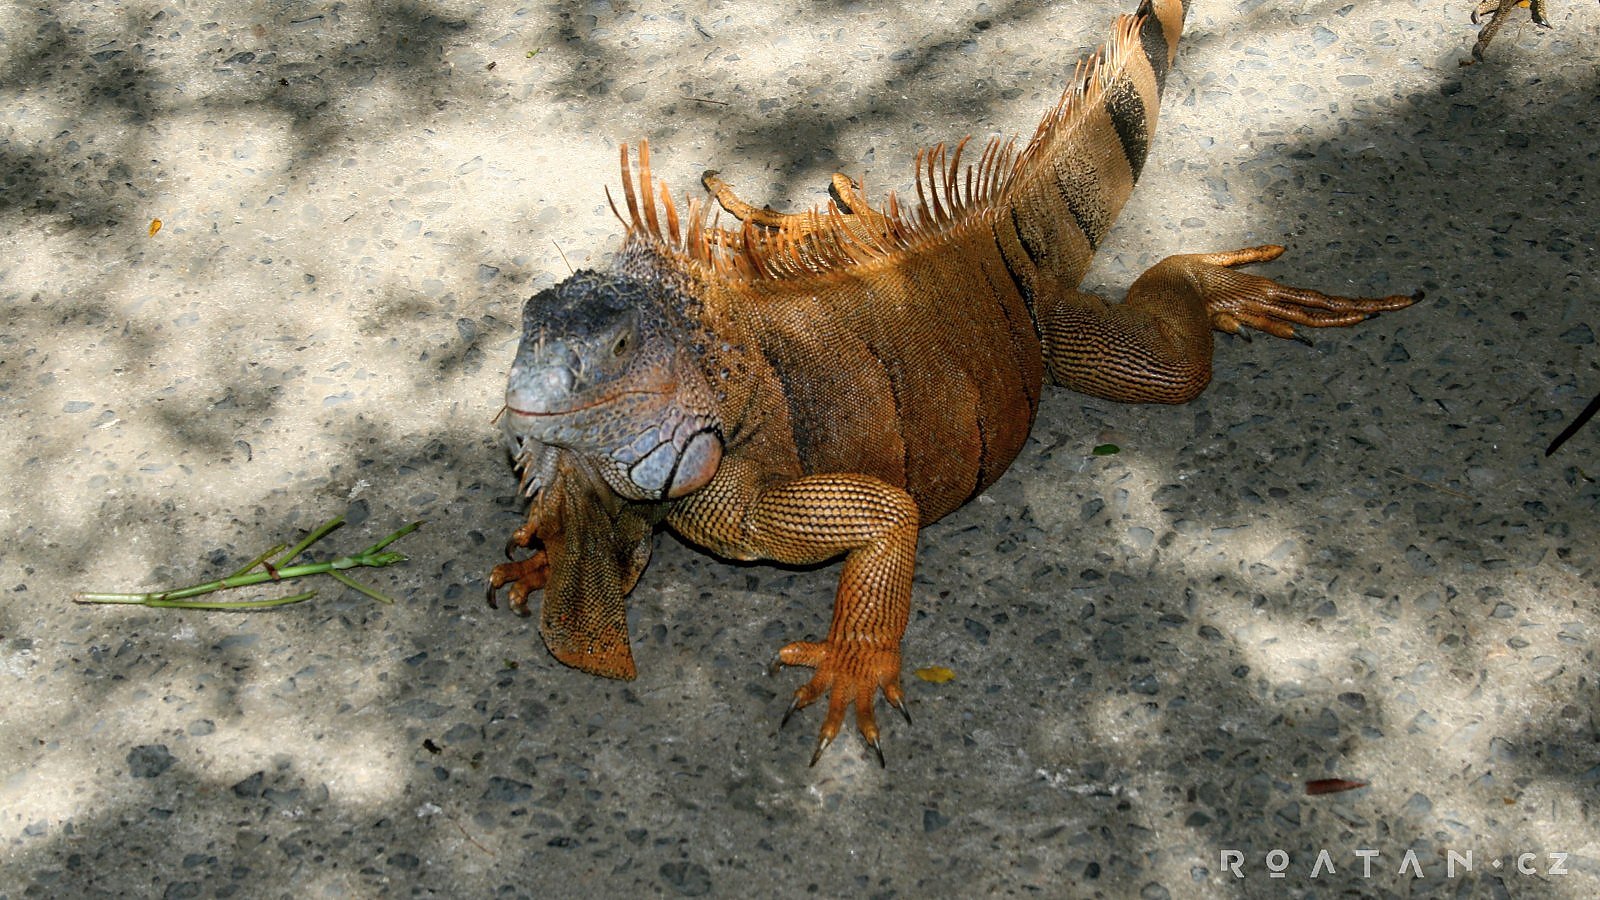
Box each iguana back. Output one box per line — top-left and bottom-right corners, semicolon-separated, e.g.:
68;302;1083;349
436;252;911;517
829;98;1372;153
606;1;1188;523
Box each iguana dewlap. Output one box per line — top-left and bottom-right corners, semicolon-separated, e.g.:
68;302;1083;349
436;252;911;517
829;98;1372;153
489;0;1417;765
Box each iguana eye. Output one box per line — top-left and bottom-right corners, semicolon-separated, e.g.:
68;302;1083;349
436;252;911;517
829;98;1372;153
612;332;631;358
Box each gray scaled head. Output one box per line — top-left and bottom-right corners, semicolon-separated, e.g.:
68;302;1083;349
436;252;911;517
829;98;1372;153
502;270;723;502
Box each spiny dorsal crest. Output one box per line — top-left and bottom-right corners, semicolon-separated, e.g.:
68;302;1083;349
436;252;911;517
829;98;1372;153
607;8;1156;283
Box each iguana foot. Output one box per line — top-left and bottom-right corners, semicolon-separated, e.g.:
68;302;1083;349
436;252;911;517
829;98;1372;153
1467;0;1551;62
487;552;548;615
774;639;908;767
1474;0;1550;26
1035;244;1419;404
1176;244;1420;343
701;170;787;229
487;518;547;615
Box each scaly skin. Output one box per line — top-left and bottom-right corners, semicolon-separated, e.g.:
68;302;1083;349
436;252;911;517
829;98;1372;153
1467;0;1552;61
489;0;1418;766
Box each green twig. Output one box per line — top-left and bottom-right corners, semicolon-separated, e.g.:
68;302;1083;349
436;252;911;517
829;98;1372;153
106;589;321;610
276;515;346;567
72;516;423;610
328;570;396;605
227;542;286;580
361;520;422;556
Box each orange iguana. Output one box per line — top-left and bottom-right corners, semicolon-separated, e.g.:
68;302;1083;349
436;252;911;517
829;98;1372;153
487;0;1418;765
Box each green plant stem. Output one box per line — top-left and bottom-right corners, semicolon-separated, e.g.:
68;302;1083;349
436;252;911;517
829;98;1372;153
276;515;347;567
73;517;422;610
361;520;422;556
328;570;395;604
113;589;321;610
226;542;286;580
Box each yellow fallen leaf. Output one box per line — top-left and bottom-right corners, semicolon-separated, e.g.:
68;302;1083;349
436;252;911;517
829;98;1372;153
914;665;955;684
148;218;161;236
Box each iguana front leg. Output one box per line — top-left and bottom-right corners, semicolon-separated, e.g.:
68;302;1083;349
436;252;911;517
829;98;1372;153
1037;244;1420;404
668;461;919;766
488;452;656;680
488;512;548;615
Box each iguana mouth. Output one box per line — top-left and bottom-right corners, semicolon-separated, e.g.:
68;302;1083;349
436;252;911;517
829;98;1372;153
503;387;676;419
502;371;724;502
506;420;722;502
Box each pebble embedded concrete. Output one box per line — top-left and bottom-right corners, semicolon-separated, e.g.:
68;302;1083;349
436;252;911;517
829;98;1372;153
2;1;1597;897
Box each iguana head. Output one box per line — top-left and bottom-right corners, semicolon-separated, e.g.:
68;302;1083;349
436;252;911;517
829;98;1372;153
502;269;723;502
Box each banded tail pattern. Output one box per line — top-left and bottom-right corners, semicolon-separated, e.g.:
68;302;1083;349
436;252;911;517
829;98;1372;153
990;0;1188;303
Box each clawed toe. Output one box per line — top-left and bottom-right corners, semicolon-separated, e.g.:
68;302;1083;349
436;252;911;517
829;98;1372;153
887;688;912;726
502;519;539;560
865;734;885;768
772;639;907;766
809;734;833;768
487;552;548;615
1194;245;1420;343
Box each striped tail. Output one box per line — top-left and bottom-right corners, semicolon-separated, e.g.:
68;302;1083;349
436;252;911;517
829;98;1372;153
992;0;1188;299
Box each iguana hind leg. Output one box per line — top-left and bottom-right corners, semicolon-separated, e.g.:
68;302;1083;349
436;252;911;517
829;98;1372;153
1038;244;1419;404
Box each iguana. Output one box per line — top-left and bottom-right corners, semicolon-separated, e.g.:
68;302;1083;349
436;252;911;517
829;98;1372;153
488;0;1418;765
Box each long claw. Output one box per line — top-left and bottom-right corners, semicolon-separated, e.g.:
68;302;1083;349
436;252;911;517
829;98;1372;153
488;551;550;618
1184;246;1418;345
890;697;912;726
809;734;831;767
771;636;904;767
510;583;534;617
867;735;885;768
781;697;800;730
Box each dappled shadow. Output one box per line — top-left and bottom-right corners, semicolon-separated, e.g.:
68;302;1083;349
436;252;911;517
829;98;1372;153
1;4;469;223
2;0;1598;897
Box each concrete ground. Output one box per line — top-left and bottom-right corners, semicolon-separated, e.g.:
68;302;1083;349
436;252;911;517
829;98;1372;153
3;0;1598;897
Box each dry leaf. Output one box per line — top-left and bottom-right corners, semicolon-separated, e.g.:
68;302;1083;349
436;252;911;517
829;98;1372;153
1305;778;1367;796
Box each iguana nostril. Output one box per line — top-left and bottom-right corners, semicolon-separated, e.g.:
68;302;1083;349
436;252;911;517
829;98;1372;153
504;364;575;413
